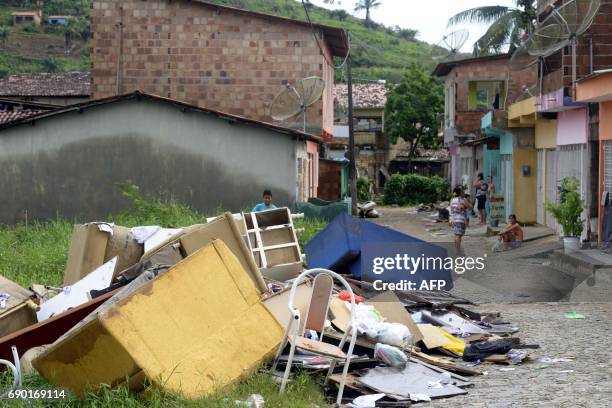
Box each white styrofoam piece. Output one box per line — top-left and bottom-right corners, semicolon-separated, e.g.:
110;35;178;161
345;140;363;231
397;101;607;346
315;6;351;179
143;228;183;254
36;257;117;322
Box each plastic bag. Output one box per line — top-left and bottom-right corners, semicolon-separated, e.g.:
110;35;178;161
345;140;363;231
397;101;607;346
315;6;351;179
375;322;413;347
374;343;408;368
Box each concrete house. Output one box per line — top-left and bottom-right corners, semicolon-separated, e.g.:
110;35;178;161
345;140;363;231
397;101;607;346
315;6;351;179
0;92;321;224
11;10;41;26
505;0;612;237
90;0;348;137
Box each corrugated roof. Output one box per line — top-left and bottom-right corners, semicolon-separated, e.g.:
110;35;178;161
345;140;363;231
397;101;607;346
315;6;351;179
334;83;387;110
0;72;91;97
0;91;322;143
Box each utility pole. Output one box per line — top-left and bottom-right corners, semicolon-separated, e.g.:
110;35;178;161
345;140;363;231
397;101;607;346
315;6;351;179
347;45;357;216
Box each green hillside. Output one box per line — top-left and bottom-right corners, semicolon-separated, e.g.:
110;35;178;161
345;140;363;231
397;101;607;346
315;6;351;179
208;0;437;83
0;0;437;82
0;1;89;77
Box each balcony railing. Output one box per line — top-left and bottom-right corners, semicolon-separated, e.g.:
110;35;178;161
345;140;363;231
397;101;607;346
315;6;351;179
355;123;383;132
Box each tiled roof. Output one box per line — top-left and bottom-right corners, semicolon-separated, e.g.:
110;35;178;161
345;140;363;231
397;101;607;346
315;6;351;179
334;83;387;110
0;72;91;97
0;109;47;125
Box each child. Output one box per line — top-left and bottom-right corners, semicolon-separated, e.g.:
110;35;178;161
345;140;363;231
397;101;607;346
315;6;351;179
252;189;277;212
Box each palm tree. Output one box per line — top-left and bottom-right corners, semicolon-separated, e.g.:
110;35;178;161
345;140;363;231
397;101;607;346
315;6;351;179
354;0;382;25
448;0;536;56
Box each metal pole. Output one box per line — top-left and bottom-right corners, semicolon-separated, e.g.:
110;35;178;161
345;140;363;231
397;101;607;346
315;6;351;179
347;52;358;216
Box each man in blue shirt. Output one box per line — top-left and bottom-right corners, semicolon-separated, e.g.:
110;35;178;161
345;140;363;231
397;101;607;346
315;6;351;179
252;189;278;212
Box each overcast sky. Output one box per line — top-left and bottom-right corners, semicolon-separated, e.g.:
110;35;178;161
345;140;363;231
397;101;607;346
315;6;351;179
304;0;517;51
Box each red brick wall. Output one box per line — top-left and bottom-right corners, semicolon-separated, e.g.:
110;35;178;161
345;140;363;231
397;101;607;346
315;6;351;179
542;0;612;95
447;57;537;113
455;111;485;137
90;0;333;133
318;159;341;200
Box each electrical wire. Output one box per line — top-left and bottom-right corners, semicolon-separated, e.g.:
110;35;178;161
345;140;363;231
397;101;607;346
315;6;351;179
300;0;351;70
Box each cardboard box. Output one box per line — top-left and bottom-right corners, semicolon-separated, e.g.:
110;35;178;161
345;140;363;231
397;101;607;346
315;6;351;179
134;213;266;293
34;240;283;398
0;275;36;337
63;224;143;286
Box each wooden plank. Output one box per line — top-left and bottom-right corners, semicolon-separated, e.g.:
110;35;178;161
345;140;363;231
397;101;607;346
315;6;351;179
411;350;482;376
290;336;346;359
305;274;333;333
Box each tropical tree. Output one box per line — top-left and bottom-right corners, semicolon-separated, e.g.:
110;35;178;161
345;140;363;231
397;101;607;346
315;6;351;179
354;0;382;25
384;64;443;170
447;0;536;56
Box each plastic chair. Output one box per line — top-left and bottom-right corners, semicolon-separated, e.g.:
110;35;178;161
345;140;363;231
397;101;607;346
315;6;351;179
271;268;357;406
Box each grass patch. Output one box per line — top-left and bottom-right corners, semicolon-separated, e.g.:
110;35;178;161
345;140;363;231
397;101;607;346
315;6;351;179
0;184;330;406
2;370;329;407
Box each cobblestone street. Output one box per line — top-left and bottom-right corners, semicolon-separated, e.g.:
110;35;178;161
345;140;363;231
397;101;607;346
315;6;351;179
430;302;612;408
371;207;612;407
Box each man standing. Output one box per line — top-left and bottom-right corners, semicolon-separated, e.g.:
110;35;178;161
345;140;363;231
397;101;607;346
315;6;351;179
252;189;277;212
473;173;489;225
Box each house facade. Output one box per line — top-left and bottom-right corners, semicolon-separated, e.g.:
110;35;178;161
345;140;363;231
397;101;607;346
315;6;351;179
0;92;321;224
90;0;348;137
434;55;537;222
503;0;612;238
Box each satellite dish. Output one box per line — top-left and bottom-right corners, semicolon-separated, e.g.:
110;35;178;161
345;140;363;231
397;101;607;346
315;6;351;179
539;0;601;84
270;77;324;131
509;0;600;93
431;30;469;61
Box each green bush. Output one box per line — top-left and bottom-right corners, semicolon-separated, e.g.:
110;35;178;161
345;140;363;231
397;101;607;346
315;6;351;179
383;174;449;206
357;176;371;202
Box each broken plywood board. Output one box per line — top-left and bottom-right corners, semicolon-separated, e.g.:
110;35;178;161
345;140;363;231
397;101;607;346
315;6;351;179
417;324;454;350
34;241;283;398
37;258;116;322
262;281;311;332
357;364;467;400
366;291;423;343
290;336;346;359
411;350;481;375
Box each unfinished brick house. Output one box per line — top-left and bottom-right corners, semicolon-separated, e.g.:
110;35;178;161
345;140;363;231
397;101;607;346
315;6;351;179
90;0;348;137
434;54;537;194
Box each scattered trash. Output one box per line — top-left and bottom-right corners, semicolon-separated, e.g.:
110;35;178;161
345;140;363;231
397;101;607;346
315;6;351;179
349;393;386;408
235;394;265;408
540;357;574;363
0;293;9;309
463;339;513;362
374;343;408;368
499;367;516;371
564;311;585;319
559;370;575;373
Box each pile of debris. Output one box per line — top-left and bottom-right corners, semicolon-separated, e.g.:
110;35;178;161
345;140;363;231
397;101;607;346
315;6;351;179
0;208;534;405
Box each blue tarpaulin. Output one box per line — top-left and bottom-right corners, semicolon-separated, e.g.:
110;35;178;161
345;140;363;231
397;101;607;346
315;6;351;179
304;213;453;289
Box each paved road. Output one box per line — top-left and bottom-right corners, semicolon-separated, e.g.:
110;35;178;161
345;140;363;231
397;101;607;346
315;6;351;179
429;302;612;408
372;207;581;304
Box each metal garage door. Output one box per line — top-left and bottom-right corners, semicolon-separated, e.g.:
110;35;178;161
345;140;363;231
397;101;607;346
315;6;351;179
604;141;612;195
500;154;512;220
537;149;544;225
545;149;556;228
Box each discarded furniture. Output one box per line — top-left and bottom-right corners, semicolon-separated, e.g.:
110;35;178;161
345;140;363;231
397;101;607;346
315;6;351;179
63;223;143;285
271;268;357;406
0;276;36;338
0;289;118;364
243;208;303;282
34;240;283;398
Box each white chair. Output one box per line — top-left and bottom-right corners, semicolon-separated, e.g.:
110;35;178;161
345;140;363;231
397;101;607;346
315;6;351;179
271;268;357;406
